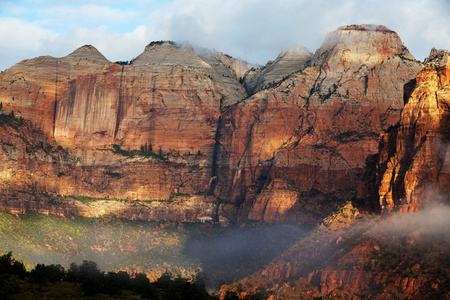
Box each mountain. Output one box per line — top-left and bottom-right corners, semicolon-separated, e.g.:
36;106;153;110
0;25;432;225
0;41;249;221
357;48;450;213
219;48;450;300
0;24;449;299
214;24;422;224
242;46;312;94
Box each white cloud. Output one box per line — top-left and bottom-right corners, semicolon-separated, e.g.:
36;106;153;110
0;0;449;71
0;17;58;69
40;4;139;30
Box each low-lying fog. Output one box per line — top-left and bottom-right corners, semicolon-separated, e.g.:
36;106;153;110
183;223;309;290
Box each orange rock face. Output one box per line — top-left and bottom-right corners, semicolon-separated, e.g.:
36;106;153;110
358;49;450;212
214;26;422;223
0;43;245;151
0;26;434;223
0;42;246;221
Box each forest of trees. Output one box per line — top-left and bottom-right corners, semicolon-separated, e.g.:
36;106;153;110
0;252;217;299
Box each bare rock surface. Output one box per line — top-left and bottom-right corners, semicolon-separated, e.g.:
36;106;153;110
214;25;423;223
0;25;437;224
358;49;450;212
243;46;312;94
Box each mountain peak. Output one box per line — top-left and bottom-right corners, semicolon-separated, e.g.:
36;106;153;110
144;40;176;50
277;46;311;59
313;24;406;67
132;41;210;67
424;48;450;68
242;46;312;94
337;24;395;33
65;45;110;62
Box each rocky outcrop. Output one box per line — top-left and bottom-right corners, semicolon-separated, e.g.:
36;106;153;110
243;47;312;94
358;49;450;212
308;270;427;296
219;202;449;299
214;25;423;223
213;51;257;82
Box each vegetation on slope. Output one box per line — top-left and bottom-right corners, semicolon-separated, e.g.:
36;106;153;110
0;211;309;294
220;203;450;299
0;211;198;279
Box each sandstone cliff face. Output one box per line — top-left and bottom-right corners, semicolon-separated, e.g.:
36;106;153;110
0;42;246;221
358;49;450;212
0;110;237;221
0;42;246;150
0;25;432;224
242;47;312;94
214;25;423;223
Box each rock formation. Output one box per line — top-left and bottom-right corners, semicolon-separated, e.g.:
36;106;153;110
217;45;450;299
0;25;434;224
242;46;312;94
214;24;422;223
219;203;450;299
0;42;247;221
358;49;450;212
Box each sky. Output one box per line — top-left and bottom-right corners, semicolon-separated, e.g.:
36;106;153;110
0;0;449;71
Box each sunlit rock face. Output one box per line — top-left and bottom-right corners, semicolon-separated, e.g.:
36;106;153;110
358;49;450;213
0;25;434;223
0;42;246;221
214;25;423;223
0;42;246;151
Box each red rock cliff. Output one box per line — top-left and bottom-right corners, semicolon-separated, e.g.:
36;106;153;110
358;49;450;212
214;25;423;223
0;26;433;223
0;42;246;221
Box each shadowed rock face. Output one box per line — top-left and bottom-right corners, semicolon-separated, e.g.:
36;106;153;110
358;49;450;213
243;47;313;94
214;25;423;223
0;25;432;223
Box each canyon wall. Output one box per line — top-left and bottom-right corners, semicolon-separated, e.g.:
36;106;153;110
214;25;422;223
0;42;248;221
0;25;430;223
358;49;450;212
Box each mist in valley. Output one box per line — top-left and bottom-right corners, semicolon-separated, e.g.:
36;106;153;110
183;223;310;290
0;192;448;297
0;211;310;292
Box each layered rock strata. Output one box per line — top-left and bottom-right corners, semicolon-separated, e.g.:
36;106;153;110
0;42;246;221
242;47;312;94
214;25;423;223
358;49;450;212
0;25;430;223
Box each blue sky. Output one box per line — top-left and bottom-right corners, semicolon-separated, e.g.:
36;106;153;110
0;0;449;71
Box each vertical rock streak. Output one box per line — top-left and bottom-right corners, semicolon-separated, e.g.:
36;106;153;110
114;65;124;141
